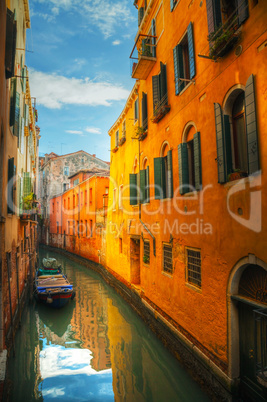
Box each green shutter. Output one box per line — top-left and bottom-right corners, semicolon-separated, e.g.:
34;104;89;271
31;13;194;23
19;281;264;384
173;44;184;94
167;150;173;198
23;172;31;197
151;18;156;57
152;75;160;111
10;78;16;126
193;132;202;191
21;67;26;92
146;166;150;203
154;157;164;199
224;115;232;177
7;157;14;214
178;143;189;195
142;92;148;130
237;0;248;25
14;92;20;137
5;9;17;79
140;170;146;204
245;74;259;175
160;62;167;102
129;173;137;205
187;22;195;80
206;0;222;36
214;103;226;183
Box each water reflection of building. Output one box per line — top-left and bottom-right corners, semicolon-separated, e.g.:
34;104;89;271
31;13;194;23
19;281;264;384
70;277;111;371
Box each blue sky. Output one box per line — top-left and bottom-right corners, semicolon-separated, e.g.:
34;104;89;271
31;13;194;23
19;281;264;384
27;0;138;161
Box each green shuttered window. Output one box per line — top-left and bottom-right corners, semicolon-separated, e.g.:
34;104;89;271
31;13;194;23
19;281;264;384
7;158;15;214
214;75;259;183
178;133;202;195
129;174;138;205
173;22;195;95
5;9;17;79
154;151;173;199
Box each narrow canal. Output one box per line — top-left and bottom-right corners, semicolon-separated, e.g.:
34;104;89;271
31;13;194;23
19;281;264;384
5;248;210;401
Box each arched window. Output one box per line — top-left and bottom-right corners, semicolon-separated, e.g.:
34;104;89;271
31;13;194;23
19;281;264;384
154;142;173;199
214;75;259;183
178;124;202;195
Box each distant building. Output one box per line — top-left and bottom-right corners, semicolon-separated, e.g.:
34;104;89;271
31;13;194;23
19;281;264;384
38;150;109;219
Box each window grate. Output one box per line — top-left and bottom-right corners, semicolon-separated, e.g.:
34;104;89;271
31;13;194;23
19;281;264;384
143;240;150;264
187;248;201;288
163;244;172;274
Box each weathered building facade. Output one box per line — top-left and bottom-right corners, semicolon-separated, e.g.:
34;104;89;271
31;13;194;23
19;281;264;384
105;0;267;400
39;151;109;219
0;0;39;382
48;171;109;264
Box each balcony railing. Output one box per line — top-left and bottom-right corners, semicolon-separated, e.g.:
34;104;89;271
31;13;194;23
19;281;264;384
130;33;157;80
198;4;246;61
151;93;170;124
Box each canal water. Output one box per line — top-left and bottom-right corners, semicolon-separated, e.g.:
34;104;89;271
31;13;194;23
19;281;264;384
5;248;210;401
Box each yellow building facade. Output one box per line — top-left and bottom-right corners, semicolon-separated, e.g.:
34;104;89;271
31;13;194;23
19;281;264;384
106;0;267;399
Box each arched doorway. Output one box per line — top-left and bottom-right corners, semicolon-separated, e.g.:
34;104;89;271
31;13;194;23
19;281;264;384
228;258;267;401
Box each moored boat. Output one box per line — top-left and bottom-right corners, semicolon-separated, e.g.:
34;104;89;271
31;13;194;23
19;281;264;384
34;273;75;308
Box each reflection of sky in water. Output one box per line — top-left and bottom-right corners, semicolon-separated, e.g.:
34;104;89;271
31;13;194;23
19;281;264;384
40;341;113;401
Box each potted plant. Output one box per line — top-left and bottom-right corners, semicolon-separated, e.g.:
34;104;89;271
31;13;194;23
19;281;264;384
143;255;149;264
119;136;126;146
228;169;247;182
135;126;147;141
208;16;240;60
111;146;119;153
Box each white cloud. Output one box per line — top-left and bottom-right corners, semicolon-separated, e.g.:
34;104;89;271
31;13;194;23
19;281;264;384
85;127;101;135
66;130;84;136
112;40;121;46
34;0;135;38
29;70;129;109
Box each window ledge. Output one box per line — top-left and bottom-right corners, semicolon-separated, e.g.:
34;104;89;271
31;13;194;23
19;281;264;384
223;172;261;189
161;271;173;279
178;80;194;96
185;282;202;293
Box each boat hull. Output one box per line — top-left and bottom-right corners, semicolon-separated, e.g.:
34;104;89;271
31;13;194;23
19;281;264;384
36;290;74;308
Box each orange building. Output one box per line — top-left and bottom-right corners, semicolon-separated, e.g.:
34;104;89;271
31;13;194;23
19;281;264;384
49;170;109;264
106;0;267;400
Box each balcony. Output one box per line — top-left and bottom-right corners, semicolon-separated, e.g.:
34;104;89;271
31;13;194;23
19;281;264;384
198;8;243;61
130;33;156;80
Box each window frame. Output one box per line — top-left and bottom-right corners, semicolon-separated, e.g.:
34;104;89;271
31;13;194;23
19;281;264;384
186;247;202;289
162;243;173;275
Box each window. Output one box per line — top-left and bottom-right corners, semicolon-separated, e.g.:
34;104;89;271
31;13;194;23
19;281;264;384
89;187;92;203
85;190;88;205
56;221;59;234
154;148;173;199
81;191;83;206
63;183;68;192
7;157;15;214
119;185;123;209
122;120;126;137
119;238;122;253
170;0;178;12
105;187;109;194
115;130;119;147
5;9;17;79
214;75;259;183
90;220;93;237
143;240;150;264
85;220;88;237
64;166;69;176
173;22;195;95
178;131;202;194
134;98;139;122
186;248;201;288
141;92;148;131
52;202;54;213
77;221;79;236
68;197;70;209
57;201;59;212
80;220;83;236
73;194;75;208
152;62;169;123
113;188;117;210
206;0;249;40
163;244;173;274
74;178;79;186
